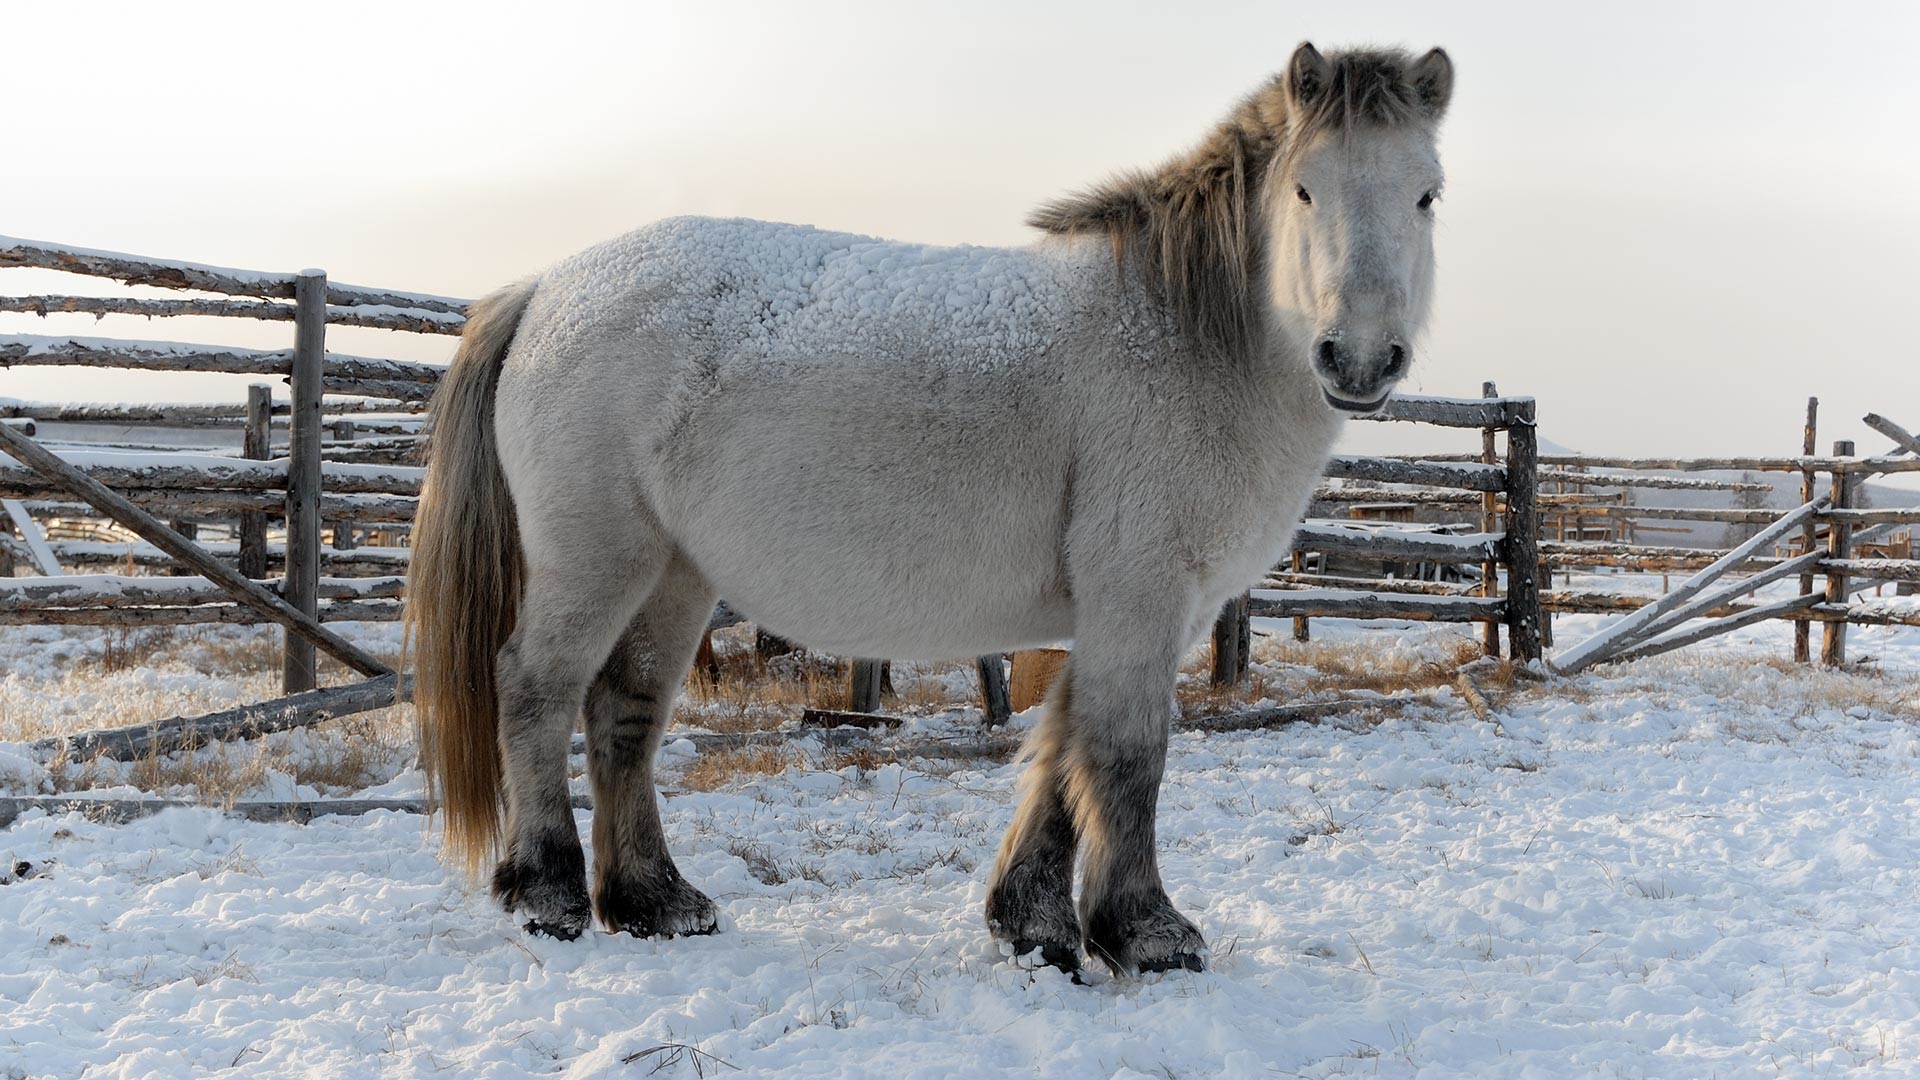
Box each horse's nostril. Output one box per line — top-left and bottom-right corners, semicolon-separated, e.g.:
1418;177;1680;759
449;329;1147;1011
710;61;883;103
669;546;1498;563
1384;343;1407;376
1315;338;1342;373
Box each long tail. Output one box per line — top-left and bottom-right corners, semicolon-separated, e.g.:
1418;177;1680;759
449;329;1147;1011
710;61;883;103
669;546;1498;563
408;279;536;876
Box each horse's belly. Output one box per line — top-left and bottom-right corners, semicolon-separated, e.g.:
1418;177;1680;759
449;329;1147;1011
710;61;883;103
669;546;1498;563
649;379;1077;659
688;528;1074;659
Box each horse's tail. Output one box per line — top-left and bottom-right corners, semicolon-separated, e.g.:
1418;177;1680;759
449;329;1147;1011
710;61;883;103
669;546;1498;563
408;279;536;877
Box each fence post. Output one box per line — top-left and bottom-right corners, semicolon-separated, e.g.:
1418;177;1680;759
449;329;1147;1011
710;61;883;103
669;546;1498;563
1820;439;1854;666
330;418;357;551
1210;591;1250;686
1792;397;1818;663
975;654;1012;725
1289;549;1310;641
1502;399;1544;663
238;384;272;579
1478;381;1502;656
848;659;885;713
283;270;326;692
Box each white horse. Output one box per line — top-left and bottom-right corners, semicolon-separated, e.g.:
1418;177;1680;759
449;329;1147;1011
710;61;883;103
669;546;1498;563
409;42;1453;976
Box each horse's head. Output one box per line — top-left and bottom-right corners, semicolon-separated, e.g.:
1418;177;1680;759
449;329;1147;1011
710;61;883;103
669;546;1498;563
1269;43;1453;412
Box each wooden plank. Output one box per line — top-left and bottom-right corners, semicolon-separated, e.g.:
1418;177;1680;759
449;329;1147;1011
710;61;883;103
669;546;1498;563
239;385;272;579
975;655;1012;725
1822;442;1854;666
0;574;404;610
800;709;903;730
2;498;62;574
0;455;423;497
848;659;885;713
1551;497;1828;674
1479;381;1501;657
1248;589;1505;623
0;599;399;626
1535;453;1920;475
1323;455;1507;492
35;673;411;761
283;271;328;692
1611;550;1825;651
0;421;391;678
1502;401;1544;662
1611;594;1825;666
0;333;443;386
1364;394;1533;429
1862;413;1920;458
1262;571;1476;596
1532;468;1772;493
0;234;469;315
1794;396;1819;664
1292;523;1503;563
1210;592;1250;686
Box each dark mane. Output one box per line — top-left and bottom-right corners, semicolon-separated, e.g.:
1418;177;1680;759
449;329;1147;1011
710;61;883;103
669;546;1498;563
1027;46;1448;360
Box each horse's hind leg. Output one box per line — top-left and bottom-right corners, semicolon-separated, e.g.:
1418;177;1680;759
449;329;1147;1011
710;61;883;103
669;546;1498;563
585;553;720;938
492;542;664;938
1058;600;1207;974
985;675;1083;972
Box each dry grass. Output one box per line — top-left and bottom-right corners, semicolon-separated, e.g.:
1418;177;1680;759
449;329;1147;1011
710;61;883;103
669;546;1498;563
678;745;809;793
1255;636;1498;696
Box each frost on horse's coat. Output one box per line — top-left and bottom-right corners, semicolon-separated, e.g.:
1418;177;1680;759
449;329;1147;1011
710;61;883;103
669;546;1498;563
409;42;1454;977
565;217;1075;360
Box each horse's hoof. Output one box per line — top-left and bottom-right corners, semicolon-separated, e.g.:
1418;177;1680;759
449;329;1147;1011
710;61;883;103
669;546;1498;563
596;866;720;939
986;867;1082;973
1005;938;1083;976
492;837;590;940
1084;895;1208;976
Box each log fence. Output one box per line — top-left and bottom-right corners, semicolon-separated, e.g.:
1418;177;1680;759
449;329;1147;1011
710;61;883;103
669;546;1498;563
2;235;1914;785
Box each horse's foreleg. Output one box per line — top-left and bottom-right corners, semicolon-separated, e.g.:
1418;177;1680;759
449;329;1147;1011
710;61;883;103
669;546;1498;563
586;555;720;938
492;557;660;939
1060;611;1207;974
985;670;1083;973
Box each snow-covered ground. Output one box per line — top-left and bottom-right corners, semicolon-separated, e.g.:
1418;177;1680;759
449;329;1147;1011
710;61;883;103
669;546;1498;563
4;605;1920;1078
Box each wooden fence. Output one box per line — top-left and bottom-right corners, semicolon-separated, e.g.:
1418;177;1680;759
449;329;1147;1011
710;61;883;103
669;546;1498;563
4;235;1916;732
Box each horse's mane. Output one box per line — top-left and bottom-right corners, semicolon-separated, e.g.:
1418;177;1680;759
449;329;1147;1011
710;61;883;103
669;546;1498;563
1027;46;1448;360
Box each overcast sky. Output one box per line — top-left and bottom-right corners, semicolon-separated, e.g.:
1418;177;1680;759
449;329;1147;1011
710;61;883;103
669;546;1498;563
5;1;1916;484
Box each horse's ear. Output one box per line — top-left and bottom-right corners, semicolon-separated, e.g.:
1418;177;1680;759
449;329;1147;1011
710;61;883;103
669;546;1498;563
1287;42;1331;108
1409;48;1454;118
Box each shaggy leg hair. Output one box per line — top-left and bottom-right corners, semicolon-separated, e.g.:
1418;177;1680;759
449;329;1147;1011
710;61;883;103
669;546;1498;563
586;555;721;939
1058;612;1206;975
986;671;1084;973
492;551;663;938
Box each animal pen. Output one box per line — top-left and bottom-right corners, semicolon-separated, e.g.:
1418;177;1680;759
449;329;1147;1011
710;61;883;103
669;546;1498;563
2;235;1918;821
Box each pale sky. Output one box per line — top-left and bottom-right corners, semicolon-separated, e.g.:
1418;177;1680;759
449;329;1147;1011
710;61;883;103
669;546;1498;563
5;1;1917;485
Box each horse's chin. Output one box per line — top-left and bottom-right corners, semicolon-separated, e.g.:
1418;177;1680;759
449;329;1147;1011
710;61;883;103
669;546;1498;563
1321;389;1393;414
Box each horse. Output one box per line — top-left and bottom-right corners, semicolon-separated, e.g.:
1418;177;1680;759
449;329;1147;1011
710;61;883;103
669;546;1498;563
408;42;1454;976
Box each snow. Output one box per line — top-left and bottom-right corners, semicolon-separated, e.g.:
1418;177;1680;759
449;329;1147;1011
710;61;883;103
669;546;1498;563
0;613;1914;1077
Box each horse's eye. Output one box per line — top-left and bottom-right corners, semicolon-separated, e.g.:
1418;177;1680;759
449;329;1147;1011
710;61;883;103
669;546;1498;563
1417;191;1436;211
1295;186;1312;205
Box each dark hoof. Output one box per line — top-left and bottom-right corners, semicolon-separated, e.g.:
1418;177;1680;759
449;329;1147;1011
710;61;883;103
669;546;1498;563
1009;939;1083;976
1084;894;1208;976
987;869;1082;975
492;835;590;940
595;864;720;939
